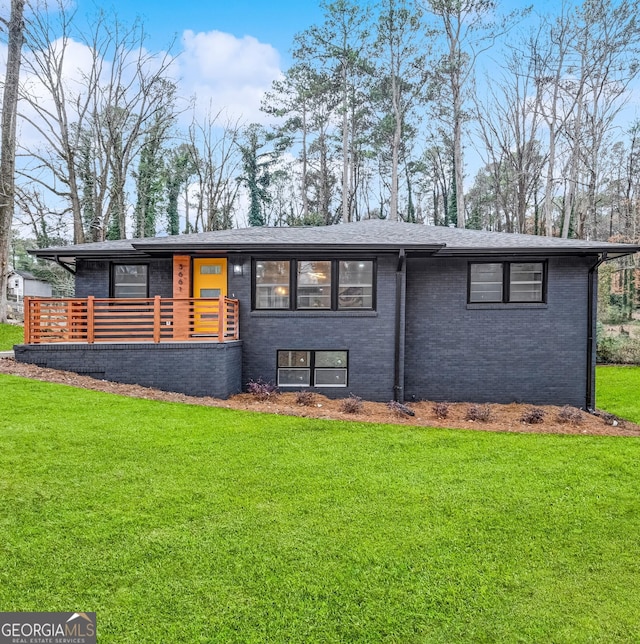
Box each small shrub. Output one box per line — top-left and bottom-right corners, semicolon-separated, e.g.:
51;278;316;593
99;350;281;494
600;305;630;325
465;404;492;422
340;394;363;414
246;378;279;401
432;402;450;419
556;405;583;425
597;327;640;364
599;411;624;427
520;407;546;424
387;400;415;417
610;337;640;363
295;390;316;406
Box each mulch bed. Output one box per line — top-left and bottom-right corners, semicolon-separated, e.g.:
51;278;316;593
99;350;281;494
1;357;638;437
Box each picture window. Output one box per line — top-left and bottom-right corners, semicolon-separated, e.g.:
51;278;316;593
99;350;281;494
253;259;375;311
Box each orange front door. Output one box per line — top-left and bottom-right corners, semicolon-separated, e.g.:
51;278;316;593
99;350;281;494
193;258;227;334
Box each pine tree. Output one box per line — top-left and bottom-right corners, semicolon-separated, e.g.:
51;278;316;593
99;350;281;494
446;165;457;227
237;125;274;227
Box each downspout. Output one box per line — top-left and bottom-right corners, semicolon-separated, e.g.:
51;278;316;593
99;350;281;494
394;248;406;402
586;253;607;411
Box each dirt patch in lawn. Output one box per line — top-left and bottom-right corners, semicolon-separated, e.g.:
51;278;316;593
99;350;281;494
1;357;638;437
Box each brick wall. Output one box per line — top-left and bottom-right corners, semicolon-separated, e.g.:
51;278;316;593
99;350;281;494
404;255;596;407
75;259;173;298
232;254;399;402
14;342;243;399
69;252;597;406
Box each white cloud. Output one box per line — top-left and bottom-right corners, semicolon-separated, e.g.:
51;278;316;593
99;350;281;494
177;30;282;124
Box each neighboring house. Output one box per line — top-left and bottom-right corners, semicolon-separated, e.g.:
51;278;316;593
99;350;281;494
7;270;53;300
15;219;640;408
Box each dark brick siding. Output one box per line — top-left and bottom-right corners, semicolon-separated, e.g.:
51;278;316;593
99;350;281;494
14;342;243;398
49;252;597;405
75;259;173;298
404;255;596;407
231;254;399;402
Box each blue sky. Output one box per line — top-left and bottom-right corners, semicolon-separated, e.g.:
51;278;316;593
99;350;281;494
37;0;328;125
6;0;582;129
94;0;325;63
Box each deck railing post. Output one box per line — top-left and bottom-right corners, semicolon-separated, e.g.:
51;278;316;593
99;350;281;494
23;297;31;343
153;295;161;343
87;296;95;344
234;299;239;340
218;296;226;342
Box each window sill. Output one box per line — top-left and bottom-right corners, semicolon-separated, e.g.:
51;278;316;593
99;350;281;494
251;310;378;318
467;302;548;310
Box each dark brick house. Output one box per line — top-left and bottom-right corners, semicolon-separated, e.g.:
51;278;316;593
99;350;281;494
17;219;640;408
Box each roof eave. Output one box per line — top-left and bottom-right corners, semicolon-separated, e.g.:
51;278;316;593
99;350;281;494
132;242;447;254
434;246;640;257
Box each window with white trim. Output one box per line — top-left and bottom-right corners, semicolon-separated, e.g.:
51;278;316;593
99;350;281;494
469;261;545;303
277;350;348;387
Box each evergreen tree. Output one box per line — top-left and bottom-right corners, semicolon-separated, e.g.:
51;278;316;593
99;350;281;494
165;144;196;236
446;164;457;226
134;105;174;238
237;125;275;227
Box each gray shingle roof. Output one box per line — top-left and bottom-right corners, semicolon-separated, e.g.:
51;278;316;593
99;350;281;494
31;219;640;260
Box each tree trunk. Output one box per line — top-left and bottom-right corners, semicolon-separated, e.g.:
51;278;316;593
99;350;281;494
543;122;557;236
0;0;26;323
390;80;402;222
453;83;465;228
301;104;309;221
341;64;350;223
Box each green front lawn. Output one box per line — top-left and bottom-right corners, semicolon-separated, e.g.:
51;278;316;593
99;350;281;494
0;322;23;350
1;373;640;642
597;365;640;423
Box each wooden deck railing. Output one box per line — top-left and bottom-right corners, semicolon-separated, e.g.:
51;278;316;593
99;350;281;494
23;296;240;344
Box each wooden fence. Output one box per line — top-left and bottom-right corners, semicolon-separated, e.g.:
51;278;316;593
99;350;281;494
23;296;240;344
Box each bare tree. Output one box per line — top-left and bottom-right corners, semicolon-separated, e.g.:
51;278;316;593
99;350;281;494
20;4;177;242
20;2;101;243
299;0;371;223
187;108;242;231
425;0;528;228
574;0;640;239
474;48;545;233
0;0;26;323
374;0;432;221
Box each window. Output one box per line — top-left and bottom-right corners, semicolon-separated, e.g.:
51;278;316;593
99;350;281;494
338;261;374;309
509;263;544;302
277;350;311;386
253;259;375;310
469;263;503;302
297;261;332;309
112;264;148;298
255;260;290;309
277;350;348;387
469;262;545;303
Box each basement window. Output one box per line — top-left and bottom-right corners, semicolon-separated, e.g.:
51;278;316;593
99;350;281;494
277;350;348;387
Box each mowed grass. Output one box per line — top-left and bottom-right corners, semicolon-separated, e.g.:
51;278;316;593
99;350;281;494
1;374;640;643
0;322;23;350
597;364;640;423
